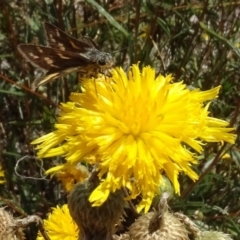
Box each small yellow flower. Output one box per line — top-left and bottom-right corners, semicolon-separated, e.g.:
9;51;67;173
201;32;210;42
37;204;78;240
54;163;89;191
32;64;236;213
139;24;150;40
0;166;5;184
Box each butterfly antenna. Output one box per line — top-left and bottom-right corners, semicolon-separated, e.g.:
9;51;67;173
112;47;128;54
112;44;138;54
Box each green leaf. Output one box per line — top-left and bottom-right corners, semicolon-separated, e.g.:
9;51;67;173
0;89;26;96
199;22;240;58
85;0;129;37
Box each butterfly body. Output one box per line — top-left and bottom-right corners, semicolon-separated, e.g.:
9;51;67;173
18;22;114;89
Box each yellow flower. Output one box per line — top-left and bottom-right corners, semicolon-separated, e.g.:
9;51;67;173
32;64;236;213
0;166;5;184
37;204;78;240
139;24;150;40
201;32;210;42
53;163;89;192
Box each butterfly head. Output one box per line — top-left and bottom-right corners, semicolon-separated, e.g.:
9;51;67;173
97;52;114;70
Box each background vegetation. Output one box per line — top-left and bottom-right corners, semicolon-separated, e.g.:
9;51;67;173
0;0;239;239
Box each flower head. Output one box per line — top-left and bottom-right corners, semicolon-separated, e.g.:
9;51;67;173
52;163;89;191
32;64;236;213
0;167;4;184
37;204;78;240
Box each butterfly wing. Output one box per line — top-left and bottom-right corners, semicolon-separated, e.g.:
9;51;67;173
17;44;94;73
31;66;94;89
18;44;98;89
44;22;99;51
